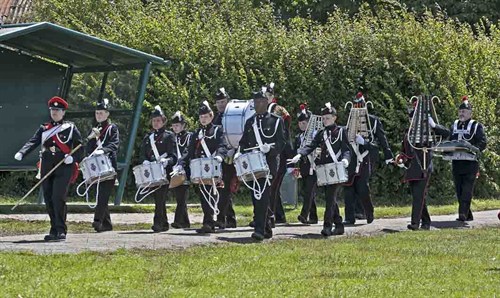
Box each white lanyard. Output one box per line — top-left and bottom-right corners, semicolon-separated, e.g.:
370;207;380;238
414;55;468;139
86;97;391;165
149;133;161;161
323;130;341;163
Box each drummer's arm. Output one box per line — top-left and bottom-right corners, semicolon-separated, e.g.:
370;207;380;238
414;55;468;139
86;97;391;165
237;120;252;153
17;126;43;157
340;128;351;163
474;123;487;152
373;117;394;160
433;124;450;139
215;128;228;159
166;133;178;166
297;128;321;157
102;125;119;154
71;125;84;163
272;118;286;156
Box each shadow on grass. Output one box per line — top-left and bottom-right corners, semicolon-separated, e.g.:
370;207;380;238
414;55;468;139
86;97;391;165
216;236;257;244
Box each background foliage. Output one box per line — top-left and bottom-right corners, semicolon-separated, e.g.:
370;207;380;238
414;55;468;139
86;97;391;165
1;0;498;202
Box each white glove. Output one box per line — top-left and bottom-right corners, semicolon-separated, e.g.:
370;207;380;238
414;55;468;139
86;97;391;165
142;160;151;165
64;154;73;164
341;159;349;168
14;152;23;161
259;143;271;154
92;127;101;136
428;116;436;128
287;154;302;164
385;158;394;165
94;149;104;155
234;151;241;160
214;156;223;163
160;157;170;166
173;164;184;172
355;134;365;145
227;148;236;158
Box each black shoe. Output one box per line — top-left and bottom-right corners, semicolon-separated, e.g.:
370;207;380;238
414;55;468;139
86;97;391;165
308;219;319;224
420;224;431;230
214;220;226;229
297;215;308;224
270;217;276;228
456;214;467;222
332;224;344;235
355;213;366;220
44;234;58;241
264;231;273;239
248;221;255;228
251;232;265;241
94;223;113;233
366;214;374;224
152;224;169;233
342;220;355;225
275;218;287;224
57;233;66;240
196;224;215;234
225;221;237;229
321;227;333;236
466;215;474;221
171;222;190;229
407;224;419;230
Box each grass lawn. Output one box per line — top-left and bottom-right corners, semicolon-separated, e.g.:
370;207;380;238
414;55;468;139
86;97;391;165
0;227;498;297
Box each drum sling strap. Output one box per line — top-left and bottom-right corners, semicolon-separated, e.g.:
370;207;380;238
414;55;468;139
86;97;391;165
245;118;272;200
323;130;342;163
198;127;220;215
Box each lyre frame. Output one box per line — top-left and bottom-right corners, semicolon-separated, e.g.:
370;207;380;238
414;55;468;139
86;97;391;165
344;100;375;144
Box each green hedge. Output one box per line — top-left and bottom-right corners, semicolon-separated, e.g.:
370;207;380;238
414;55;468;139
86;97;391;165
3;0;497;202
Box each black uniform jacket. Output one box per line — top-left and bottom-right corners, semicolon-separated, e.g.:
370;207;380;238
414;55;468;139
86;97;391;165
179;123;227;166
140;128;177;175
298;123;351;166
18;120;83;164
86;120;119;170
449;119;487;175
399;124;449;181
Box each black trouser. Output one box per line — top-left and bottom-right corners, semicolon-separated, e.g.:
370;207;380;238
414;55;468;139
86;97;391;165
323;184;343;228
171;185;190;226
41;161;72;235
217;162;236;225
199;185;217;228
269;153;286;221
409;177;431;225
252;177;273;236
153;185;169;229
92;179;114;229
453;172;476;220
344;164;373;223
299;173;318;221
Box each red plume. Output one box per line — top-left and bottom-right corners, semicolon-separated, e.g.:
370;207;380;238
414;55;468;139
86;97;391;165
299;103;306;110
462;95;469;101
356;92;363;99
272;98;277;103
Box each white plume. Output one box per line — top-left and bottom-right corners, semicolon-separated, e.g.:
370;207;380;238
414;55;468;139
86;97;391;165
154;105;163;114
269;82;275;89
325;102;332;111
219;87;226;94
103;98;109;105
261;86;267;94
202;100;210;108
173;110;181;118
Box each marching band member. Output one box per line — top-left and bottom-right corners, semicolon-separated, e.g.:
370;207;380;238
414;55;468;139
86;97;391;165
289;103;350;236
236;89;286;241
177;101;228;234
293;104;318;224
14;96;83;241
212;88;237;228
86;99;119;232
264;82;290;224
448;96;487;221
170;111;192;229
395;100;449;230
343;92;394;225
139;106;177;232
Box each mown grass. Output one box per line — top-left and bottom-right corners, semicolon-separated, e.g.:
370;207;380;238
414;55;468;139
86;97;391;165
0;228;498;297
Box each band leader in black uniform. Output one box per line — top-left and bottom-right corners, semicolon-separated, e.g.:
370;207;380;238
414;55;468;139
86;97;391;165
213;88;237;228
86;99;119;232
139;106;177;232
289;102;350;236
236;90;285;241
177;101;227;234
293;104;318;224
343;92;394;225
170;111;192;228
448;96;487;222
395;103;450;230
15;96;83;241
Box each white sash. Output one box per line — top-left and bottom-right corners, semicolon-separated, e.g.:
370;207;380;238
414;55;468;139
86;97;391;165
453;120;477;141
41;125;62;144
149;133;161;161
323;130;341;163
199;127;218;157
252;118;265;149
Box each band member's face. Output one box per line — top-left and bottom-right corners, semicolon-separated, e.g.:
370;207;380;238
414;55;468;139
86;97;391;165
265;93;274;103
322;114;336;126
152;116;165;130
254;98;267;114
50;108;65;122
95;110;110;123
171;123;185;134
298;120;308;132
199;113;213;126
215;99;228;113
458;109;472;122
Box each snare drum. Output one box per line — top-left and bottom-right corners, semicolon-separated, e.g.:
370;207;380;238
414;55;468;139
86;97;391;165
222;99;255;148
80;154;116;184
234;151;269;182
133;162;169;188
316;162;347;186
190;157;221;185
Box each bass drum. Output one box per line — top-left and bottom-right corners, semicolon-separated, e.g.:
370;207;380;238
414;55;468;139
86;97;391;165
222;99;255;149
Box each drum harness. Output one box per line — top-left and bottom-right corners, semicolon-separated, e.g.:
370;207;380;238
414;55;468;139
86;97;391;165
239;117;278;200
323;129;343;165
197;127;221;215
76;125;115;208
134;132;169;203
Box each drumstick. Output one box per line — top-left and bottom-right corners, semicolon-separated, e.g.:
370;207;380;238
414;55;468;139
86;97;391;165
12;144;83;211
244;143;276;152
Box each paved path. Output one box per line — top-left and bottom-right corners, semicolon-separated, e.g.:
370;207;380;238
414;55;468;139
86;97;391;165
0;210;498;254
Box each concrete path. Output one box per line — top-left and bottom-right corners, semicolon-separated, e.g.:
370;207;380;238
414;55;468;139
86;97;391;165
0;210;498;254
